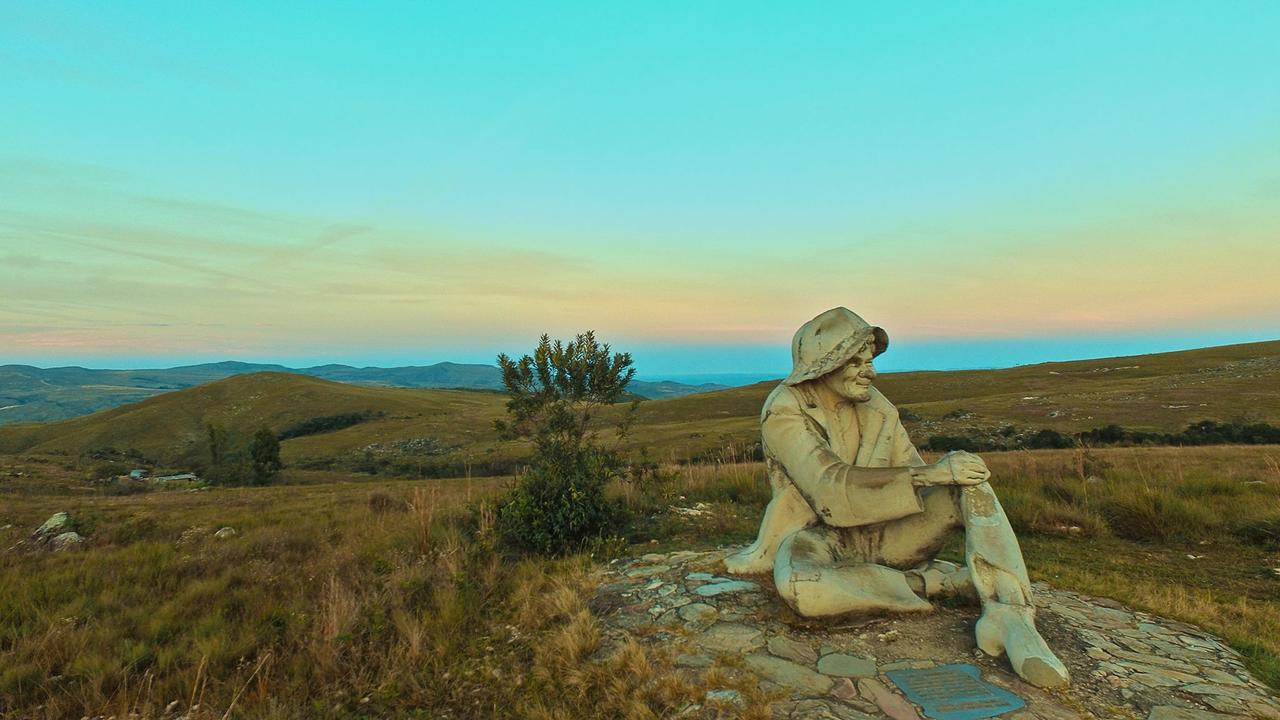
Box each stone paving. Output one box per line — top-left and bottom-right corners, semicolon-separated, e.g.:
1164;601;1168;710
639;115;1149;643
590;548;1280;720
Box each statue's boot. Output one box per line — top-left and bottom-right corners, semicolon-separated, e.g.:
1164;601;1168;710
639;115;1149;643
958;484;1069;688
975;602;1070;688
907;559;976;601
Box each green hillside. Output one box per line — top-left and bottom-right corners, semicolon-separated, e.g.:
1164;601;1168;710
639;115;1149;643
2;340;1278;472
0;361;725;426
0;373;510;467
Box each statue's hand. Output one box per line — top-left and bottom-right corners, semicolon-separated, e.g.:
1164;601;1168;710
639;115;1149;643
912;451;990;486
942;451;990;485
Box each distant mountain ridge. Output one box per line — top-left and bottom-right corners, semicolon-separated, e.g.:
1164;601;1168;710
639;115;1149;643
0;361;728;426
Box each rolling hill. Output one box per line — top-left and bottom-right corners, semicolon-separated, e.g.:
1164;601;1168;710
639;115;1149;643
0;361;726;426
1;339;1277;473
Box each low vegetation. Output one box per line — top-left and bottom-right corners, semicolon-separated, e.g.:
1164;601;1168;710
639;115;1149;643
277;411;385;440
3;434;1280;717
923;418;1280;453
0;469;738;719
493;332;637;556
6;340;1280;482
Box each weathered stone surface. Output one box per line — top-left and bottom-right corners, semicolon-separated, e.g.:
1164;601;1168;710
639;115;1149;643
674;653;711;668
625;564;669;578
594;549;1280;720
694;580;757;597
744;654;832;694
781;698;875;719
830;677;859;702
35;512;71;538
50;531;84;551
857;678;921;720
704;688;743;706
1146;706;1238;719
677;602;717;624
1182;682;1258;700
767;635;818;665
816;653;875;678
697;623;763;654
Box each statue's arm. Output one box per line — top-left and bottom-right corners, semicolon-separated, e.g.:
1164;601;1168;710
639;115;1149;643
762;405;924;527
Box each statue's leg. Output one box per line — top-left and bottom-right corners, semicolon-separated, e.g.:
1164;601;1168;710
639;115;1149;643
960;481;1070;688
877;486;974;600
773;525;931;617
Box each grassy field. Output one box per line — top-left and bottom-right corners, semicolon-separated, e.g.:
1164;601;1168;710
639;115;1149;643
2;444;1279;718
2;340;1278;479
0;460;748;720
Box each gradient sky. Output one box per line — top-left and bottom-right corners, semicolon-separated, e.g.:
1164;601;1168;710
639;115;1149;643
3;2;1279;377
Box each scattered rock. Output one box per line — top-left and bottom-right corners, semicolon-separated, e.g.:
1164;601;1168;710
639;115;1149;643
876;629;900;643
704;688;742;706
677;603;717;624
857;678;921;720
593;549;1280;720
744;654;832;694
675;653;712;668
816;652;876;678
694;580;757;597
1146;706;1238;720
51;532;84;551
696;623;763;654
35;512;71;538
625;564;669;578
214;527;237;539
767;635;818;665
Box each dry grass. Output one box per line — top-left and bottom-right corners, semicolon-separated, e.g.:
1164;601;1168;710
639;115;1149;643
4;444;1279;716
0;470;725;719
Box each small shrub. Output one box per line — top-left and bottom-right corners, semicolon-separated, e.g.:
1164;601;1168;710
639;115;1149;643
925;435;982;453
367;491;408;514
108;516;162;545
492;331;635;556
1025;429;1072;449
1099;490;1221;543
497;451;625;556
1235;516;1280;549
278;411;383;440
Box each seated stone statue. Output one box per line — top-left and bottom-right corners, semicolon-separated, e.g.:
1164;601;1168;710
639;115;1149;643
725;307;1069;688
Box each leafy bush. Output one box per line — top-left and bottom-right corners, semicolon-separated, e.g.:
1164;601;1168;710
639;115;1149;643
492;332;636;555
278;411;383;440
1025;428;1072;449
924;435;983;453
496;448;624;555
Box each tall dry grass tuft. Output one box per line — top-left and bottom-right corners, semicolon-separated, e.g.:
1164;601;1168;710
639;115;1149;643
409;486;438;555
312;575;359;674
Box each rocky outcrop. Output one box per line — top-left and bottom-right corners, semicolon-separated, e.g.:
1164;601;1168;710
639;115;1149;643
592;548;1280;720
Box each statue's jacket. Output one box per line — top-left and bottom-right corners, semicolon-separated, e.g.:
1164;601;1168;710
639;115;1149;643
729;382;927;574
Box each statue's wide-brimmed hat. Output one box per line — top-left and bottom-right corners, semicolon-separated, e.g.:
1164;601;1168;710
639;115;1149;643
783;307;888;386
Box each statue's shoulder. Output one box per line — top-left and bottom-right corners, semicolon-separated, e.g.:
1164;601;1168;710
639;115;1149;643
760;382;805;420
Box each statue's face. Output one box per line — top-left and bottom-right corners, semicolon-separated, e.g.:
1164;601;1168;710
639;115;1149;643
820;338;876;403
